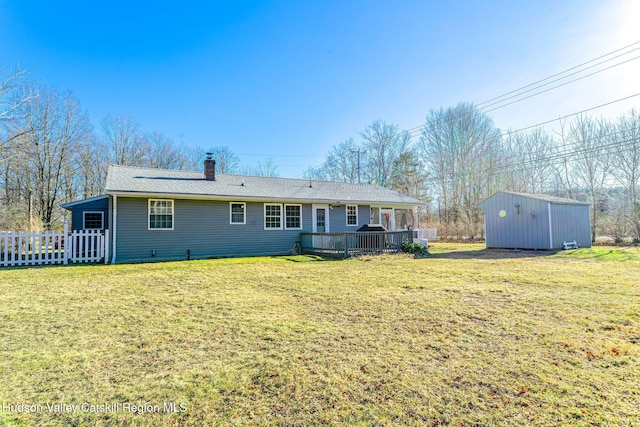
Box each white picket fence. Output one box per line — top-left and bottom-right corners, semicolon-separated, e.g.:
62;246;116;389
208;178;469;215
0;222;109;267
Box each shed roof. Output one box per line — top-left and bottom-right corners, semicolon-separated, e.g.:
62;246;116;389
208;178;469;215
478;191;591;208
105;165;424;206
61;195;109;210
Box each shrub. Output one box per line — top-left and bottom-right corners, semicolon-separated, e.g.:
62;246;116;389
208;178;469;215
401;239;428;256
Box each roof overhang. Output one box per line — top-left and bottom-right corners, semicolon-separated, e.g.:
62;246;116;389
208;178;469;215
61;195;109;210
477;191;591;209
105;191;423;208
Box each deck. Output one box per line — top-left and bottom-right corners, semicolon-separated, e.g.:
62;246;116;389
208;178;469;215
300;231;411;259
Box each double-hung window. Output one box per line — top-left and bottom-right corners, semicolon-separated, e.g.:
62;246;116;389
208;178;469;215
346;205;358;226
230;202;246;224
285;204;302;230
149;199;174;230
264;204;282;230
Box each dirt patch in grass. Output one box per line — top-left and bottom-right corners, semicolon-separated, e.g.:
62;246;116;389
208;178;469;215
431;247;557;260
0;244;639;425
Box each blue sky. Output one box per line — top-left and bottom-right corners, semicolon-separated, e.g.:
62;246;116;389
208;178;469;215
1;0;639;177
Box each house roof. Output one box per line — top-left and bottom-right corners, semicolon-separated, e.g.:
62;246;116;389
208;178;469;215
61;195;109;210
479;191;591;207
104;165;425;206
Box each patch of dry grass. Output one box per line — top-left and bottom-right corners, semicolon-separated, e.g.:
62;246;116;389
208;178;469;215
0;244;639;426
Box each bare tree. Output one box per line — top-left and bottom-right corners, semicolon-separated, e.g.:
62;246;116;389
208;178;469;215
12;86;94;227
0;144;30;227
174;143;205;171
142;131;181;169
599;189;630;244
206;145;239;174
242;157;279;177
360;120;410;187
75;137;109;199
569;115;612;242
503;128;556;193
1;66;33;156
102;113;211;172
314;138;362;183
101;113;144;166
552;119;580;199
611;109;640;241
302;165;328;181
419;103;502;238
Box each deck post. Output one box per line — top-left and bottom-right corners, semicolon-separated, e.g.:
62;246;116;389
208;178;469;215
343;233;348;259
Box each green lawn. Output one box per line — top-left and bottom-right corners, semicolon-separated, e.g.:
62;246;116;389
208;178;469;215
0;244;639;426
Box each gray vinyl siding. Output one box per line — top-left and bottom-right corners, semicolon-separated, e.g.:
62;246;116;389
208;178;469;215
479;192;591;250
69;198;109;231
328;205;369;233
115;198;313;262
550;204;592;248
358;205;370;229
479;193;550;249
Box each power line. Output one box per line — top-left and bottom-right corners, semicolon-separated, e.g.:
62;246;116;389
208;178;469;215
504;126;628;160
407;92;640;140
416;134;639;187
415;118;640;188
236;153;325;158
499;93;640;137
476;40;640;107
404;40;640;137
482;55;640;113
243;43;640;178
249;91;640;178
499;134;633;174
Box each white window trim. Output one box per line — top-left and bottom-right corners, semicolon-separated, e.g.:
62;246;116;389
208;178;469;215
83;211;104;230
264;203;283;230
229;202;246;225
284;204;303;230
148;199;174;231
346;204;358;227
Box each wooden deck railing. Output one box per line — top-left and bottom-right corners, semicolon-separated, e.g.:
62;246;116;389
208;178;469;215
300;231;410;259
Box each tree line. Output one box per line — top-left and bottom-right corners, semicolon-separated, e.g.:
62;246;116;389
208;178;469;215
426;104;640;243
305;102;640;243
0;67;279;230
1;66;639;242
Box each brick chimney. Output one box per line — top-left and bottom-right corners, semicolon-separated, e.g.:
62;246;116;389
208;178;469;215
204;153;216;181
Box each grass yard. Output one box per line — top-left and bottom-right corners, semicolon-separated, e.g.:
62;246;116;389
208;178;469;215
0;243;639;426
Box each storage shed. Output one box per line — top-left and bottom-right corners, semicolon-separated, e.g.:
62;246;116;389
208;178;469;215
478;191;591;250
